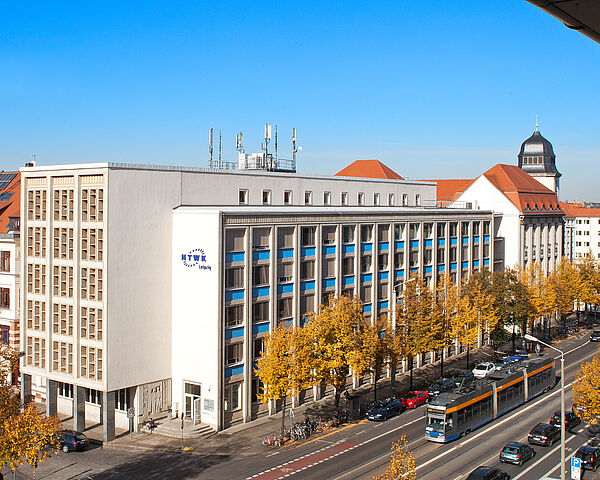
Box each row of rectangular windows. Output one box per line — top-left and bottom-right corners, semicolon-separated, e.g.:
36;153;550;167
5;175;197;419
239;189;422;207
27;188;104;223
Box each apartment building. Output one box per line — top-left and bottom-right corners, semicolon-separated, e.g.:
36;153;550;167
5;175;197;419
561;202;600;262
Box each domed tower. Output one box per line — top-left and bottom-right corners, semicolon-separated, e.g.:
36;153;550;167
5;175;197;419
517;119;561;196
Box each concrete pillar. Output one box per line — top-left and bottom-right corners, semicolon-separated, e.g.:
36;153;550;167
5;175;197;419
46;379;58;417
74;385;86;432
102;390;116;443
21;373;32;405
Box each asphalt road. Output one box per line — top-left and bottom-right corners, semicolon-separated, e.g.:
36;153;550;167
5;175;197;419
5;331;598;480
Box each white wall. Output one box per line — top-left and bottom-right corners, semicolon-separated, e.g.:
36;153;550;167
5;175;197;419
171;209;221;429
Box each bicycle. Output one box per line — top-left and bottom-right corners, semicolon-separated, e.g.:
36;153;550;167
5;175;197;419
262;433;282;448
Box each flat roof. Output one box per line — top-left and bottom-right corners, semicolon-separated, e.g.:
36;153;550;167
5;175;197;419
173;205;493;215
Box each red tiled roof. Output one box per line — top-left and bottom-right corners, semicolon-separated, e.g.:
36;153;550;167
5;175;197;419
559;201;600;218
482;164;561;214
0;172;21;234
421;178;475;203
335;160;404;180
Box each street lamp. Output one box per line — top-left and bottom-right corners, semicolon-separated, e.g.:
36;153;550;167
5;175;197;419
524;333;565;480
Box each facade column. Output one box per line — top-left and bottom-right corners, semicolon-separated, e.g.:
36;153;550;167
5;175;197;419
102;390;116;442
74;385;86;432
46;379;58;417
21;373;32;405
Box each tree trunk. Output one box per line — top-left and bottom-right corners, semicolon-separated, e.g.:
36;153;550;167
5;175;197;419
281;396;287;436
334;389;341;410
409;357;414;390
373;374;378;402
440;349;444;378
390;359;397;397
466;346;470;370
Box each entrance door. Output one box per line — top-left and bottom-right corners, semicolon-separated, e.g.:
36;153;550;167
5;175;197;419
193;397;202;425
183;382;201;420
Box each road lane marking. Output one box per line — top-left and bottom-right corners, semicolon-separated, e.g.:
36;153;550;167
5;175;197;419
512;434;580;480
539;443;579;480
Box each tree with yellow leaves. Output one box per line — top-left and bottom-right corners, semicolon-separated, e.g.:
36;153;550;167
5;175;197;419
373;435;419;480
575;253;600;323
451;290;479;370
549;258;581;330
434;274;460;377
361;314;391;402
0;345;61;474
572;353;600;425
462;270;499;347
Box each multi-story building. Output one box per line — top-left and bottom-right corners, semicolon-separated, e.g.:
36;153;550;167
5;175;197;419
19;160;496;438
561;202;600;262
0;171;21;385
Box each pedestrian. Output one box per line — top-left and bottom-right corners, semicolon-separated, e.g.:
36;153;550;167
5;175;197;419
148;417;156;433
535;344;541;355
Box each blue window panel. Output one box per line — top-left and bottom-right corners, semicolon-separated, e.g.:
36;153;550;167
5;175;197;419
363;303;372;313
253;250;270;261
410;267;418;274
300;280;315;291
361;243;373;253
394;269;404;278
300;316;309;327
378;271;389;281
277;248;294;259
342;276;354;286
301;247;316;257
437;265;445;272
424;266;432;274
394;241;405;249
437;238;446;246
473;236;480;244
462;261;469;269
225;289;244;301
378;301;389;310
225;252;245;263
252;322;270;335
450;238;458;245
379;242;389;251
484;235;490;243
450;262;457;271
225;365;244;377
342;244;355;254
322;278;336;289
225;327;244;340
410;240;419;248
425;239;433;247
462;237;469;245
280;319;293;329
473;260;480;267
277;283;294;294
252;286;270;298
322;245;336;256
484;258;490;266
361;273;373;283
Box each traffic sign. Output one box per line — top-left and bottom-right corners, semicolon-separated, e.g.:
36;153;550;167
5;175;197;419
571;456;581;480
127;407;135;418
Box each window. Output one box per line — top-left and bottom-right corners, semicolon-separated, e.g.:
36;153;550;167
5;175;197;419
0;251;9;272
80;267;102;301
322;226;336;245
253;228;270;249
342;225;355;243
253;265;269;285
402;194;408;206
424;249;432;264
26;300;46;331
27;263;47;295
224;383;241;411
0;326;8;344
80;346;103;381
278;298;292;319
278;262;293;282
437;248;445;263
283;190;292;205
80;306;102;340
300;295;314;315
117;388;130;411
57;382;73;398
81;188;104;222
301;261;315;280
360;285;372;302
304;191;313;205
226;305;243;327
81;228;103;261
301;227;316;246
483;221;490;235
53;188;74;222
226;229;245;251
461;222;470;236
226;267;244;289
253;302;269;323
341;192;348;205
238;189;248;205
53;303;74;336
251;377;263;403
374;193;380;206
415;194;421;206
53;227;74;260
53;265;74;298
437;223;446;237
342;257;354;275
473;222;480;235
253;338;265;358
358;192;365;205
361;255;372;273
394;223;406;241
449;222;458;237
226;343;243;365
323;191;331;205
377;282;388;299
27;189;47;221
52;340;73;374
0;288;9;309
26;336;46;368
450;246;457;262
323;258;336;277
394;251;404;266
86;388;101;405
378;225;389;242
361;225;373;243
27;227;47;258
388;193;395;206
378;253;388;270
423;223;433;238
409;224;420;240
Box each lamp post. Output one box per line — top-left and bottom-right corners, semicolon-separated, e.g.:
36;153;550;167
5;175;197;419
391;277;417;394
524;333;565;480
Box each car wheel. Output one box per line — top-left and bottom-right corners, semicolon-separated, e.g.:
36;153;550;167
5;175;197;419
62;445;69;453
518;459;523;467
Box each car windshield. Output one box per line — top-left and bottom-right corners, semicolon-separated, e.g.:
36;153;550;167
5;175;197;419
407;393;418;399
75;433;87;440
503;446;520;454
427;416;445;433
475;364;487;370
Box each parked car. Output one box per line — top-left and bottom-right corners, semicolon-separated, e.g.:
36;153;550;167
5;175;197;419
472;362;496;378
590;330;600;342
575;445;600;471
427;379;455;398
401;391;428;409
465;466;510;480
366;398;405;421
549;410;581;431
589;433;600;448
499;442;535;466
528;423;560;447
59;430;89;453
513;349;529;359
451;370;475;388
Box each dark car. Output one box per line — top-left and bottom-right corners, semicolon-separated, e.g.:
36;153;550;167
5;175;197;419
549;410;581;431
590;330;600;342
589;434;600;448
452;370;475;388
528;423;560;447
499;442;535;466
575;445;600;471
366;398;404;421
428;379;455;398
465;466;510;480
59;429;89;453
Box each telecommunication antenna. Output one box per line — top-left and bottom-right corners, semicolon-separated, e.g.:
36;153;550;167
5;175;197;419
31;154;38;166
218;129;223;169
292;128;302;171
262;123;272;169
235;132;244;153
274;125;278;169
208;128;214;168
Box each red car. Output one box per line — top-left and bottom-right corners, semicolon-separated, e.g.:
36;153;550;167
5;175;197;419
401;391;428;409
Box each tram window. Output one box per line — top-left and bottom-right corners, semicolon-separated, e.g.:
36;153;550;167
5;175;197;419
465;406;473;422
457;410;465;425
446;417;453;429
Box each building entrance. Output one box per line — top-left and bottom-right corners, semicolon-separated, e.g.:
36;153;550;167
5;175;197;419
184;382;201;423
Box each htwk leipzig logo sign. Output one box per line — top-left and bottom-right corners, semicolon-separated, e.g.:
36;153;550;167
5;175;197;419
181;248;212;271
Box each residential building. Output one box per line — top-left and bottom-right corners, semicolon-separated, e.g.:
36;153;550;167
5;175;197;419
560;202;600;262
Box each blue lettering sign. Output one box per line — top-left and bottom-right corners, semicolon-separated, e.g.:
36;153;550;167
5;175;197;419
181;248;212;271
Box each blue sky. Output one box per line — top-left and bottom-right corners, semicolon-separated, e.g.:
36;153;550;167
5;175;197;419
1;1;599;200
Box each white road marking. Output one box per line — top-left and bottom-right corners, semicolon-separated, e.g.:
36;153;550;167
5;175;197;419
512;434;580;479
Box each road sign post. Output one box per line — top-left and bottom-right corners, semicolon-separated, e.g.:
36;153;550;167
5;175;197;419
127;408;135;441
571;456;581;480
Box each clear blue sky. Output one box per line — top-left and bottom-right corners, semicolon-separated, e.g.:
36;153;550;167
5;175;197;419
1;1;599;200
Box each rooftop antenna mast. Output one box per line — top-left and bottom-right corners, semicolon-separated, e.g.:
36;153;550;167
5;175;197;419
535;114;539;131
274;125;278;170
31;154;38;167
218;129;223;169
208;128;214;168
235;131;244;153
292;128;301;172
262;123;272;170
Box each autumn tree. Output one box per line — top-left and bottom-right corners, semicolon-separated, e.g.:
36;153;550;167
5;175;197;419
450;290;479;369
255;324;314;435
433;274;459;377
489;269;531;345
576;253;600;323
373;435;419;480
549;258;581;330
463;270;499;346
572;353;600;425
361;314;391;402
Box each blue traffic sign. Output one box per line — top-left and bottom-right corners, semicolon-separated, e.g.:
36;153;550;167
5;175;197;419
572;457;581;468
